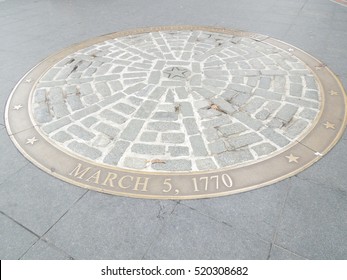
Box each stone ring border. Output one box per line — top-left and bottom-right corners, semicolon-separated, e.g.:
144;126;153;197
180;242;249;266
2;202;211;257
5;26;347;200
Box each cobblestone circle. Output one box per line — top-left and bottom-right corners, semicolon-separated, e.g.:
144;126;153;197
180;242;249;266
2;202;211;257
31;30;321;172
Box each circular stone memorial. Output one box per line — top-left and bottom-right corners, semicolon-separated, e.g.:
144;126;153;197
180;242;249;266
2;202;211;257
5;26;347;199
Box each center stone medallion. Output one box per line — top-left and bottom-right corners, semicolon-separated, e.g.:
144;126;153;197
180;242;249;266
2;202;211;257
5;26;347;199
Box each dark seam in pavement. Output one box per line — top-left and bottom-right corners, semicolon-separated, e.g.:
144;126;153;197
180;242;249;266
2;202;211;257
141;201;180;260
19;238;75;260
18;189;90;260
0;209;41;238
266;184;292;260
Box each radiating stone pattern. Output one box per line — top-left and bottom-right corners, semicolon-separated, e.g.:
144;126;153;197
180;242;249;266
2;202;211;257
31;30;321;172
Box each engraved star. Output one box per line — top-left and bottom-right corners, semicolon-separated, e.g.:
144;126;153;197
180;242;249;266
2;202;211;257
286;154;300;163
26;137;38;145
13;104;23;110
323;121;336;129
25;78;33;83
164;67;189;79
330;90;339;96
288;48;294;52
315;152;323;157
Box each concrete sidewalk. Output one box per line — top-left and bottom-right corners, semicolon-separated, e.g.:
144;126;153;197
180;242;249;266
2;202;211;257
0;0;346;259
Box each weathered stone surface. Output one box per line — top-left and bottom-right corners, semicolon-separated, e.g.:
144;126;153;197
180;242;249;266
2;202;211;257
151;159;192;171
161;133;185;144
120;119;145;141
189;135;208;156
68;125;95;141
68;141;101;160
131;144;165;155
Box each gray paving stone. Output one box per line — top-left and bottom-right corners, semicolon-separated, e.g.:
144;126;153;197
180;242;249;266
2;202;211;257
255;109;271;120
251;143;277;156
178;102;194;116
135;100;158;119
227;84;252;94
0;164;86;237
68;124;95;141
299;108;317;120
52;103;69;118
124;83;146;95
79;83;93;96
244;97;266;114
231;93;252;107
304;76;317;90
152;111;178;121
289;83;303;97
151;159;192;171
145;204;270;259
195;158;217;170
168;146;189;157
66;95;83;111
0;213;38;259
34;104;52;123
148;87;166;100
51;131;73;143
201;115;231;129
161;132;185;144
120;119;144;141
183;118;199;135
304;90;319;100
95;82;111;97
260;128;290;147
34;89;47;103
44;192;176;259
147;121;180;131
211;97;236;114
284;119;309;139
71;104;100;120
140;131;157;142
275;178;347;259
192;87;216;98
189;135;208;156
108;80;123;92
81;116;98;128
258;76;272;89
227;132;263;150
100;109;127;124
104;140;130;165
123;157;148;169
21;240;72;260
113;102;136;115
233;112;264;131
208;139;227;154
49;87;64;104
132;143;165;155
42;117;71;134
215;149;254;167
175;87;189;99
68;141;102;159
275;104;298;123
254;88;282;101
82;94;99;105
202;127;219;142
95;122;120;139
285;96;319;109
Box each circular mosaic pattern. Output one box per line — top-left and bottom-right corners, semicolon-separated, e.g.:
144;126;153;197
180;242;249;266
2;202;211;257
5;26;347;199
